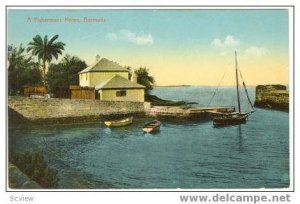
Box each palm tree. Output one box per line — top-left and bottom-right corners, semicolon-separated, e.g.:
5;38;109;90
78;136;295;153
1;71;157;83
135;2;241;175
27;35;65;86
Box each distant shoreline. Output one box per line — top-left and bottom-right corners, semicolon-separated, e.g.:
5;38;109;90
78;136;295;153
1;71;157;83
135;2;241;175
154;84;287;88
153;85;259;88
154;85;191;88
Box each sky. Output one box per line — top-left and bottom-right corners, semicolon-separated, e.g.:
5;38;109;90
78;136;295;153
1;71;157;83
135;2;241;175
7;9;289;86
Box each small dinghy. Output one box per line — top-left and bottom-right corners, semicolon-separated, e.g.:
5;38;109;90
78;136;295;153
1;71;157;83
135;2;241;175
104;116;133;127
143;120;161;133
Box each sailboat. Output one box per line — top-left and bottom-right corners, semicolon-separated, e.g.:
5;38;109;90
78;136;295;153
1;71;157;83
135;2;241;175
212;51;255;127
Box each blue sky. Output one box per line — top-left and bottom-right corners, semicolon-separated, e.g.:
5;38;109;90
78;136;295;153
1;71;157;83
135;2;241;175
7;9;289;85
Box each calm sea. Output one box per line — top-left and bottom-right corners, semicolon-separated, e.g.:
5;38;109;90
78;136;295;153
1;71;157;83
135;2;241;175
8;86;290;189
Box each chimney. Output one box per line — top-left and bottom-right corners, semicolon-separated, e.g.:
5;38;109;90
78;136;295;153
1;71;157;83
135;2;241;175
131;72;137;83
95;54;101;62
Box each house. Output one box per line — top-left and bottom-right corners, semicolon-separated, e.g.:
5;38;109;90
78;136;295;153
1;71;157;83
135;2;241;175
79;58;129;87
78;58;145;102
95;75;145;102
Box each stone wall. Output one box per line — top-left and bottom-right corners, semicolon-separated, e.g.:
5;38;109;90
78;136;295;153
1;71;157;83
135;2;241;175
254;85;289;111
8;96;150;124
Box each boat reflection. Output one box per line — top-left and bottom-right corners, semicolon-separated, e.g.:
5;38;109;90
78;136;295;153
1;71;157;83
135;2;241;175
104;127;112;135
237;125;244;153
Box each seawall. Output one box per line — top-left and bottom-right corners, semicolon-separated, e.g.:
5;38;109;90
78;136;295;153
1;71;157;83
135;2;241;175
8;96;150;124
254;85;289;111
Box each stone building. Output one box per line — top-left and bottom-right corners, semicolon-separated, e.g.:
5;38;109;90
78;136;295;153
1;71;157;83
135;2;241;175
78;58;145;102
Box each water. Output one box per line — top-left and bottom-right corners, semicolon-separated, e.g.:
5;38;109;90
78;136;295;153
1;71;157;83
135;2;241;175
9;86;290;189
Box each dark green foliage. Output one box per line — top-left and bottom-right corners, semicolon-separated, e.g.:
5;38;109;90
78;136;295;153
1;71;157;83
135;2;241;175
46;54;87;97
9;151;59;188
8;44;43;95
145;94;189;106
27;34;65;85
134;67;155;93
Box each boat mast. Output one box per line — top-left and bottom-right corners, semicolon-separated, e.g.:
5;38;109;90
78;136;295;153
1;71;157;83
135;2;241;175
235;51;241;113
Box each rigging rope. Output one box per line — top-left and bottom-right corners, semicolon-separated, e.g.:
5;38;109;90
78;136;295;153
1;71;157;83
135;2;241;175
238;70;255;110
206;71;227;107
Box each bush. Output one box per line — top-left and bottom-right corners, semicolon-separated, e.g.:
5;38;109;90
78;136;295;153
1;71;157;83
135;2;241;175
8;44;43;95
46;54;87;97
9;151;59;188
145;94;188;106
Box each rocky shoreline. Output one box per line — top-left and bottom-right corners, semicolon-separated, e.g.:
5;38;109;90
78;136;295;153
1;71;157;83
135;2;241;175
8;163;41;189
254;84;289;111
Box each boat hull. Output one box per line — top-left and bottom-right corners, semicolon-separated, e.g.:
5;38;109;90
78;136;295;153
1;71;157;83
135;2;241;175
143;120;161;133
104;116;133;127
213;115;247;127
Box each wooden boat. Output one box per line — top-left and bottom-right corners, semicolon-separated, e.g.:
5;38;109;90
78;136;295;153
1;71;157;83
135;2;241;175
213;112;248;126
143;120;161;133
104;116;133;127
212;51;255;127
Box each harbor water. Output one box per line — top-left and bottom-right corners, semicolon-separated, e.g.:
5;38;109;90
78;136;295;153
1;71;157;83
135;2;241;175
8;86;290;189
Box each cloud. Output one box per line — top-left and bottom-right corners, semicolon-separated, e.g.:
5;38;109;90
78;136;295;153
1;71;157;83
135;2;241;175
211;38;223;48
120;30;153;45
211;36;270;58
211;35;239;49
244;46;270;57
106;29;153;45
106;32;118;41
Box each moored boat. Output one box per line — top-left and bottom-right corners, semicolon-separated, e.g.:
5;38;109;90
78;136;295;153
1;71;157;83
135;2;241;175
143;120;161;133
211;51;255;127
213;113;248;126
104;116;133;127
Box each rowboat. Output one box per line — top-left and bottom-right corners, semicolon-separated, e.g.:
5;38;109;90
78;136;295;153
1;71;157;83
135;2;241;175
143;120;161;133
104;116;133;127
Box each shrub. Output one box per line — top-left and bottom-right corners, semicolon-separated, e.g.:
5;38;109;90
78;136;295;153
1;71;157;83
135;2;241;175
9;151;59;188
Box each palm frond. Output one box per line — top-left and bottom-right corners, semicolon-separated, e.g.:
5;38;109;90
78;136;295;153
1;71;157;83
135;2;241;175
43;35;48;48
32;35;43;45
48;35;59;46
52;42;66;50
27;34;65;71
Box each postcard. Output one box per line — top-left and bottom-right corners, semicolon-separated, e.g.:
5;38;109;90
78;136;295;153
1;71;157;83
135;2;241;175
4;4;296;204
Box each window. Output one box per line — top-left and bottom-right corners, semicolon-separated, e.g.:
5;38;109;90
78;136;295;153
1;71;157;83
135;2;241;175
116;90;127;97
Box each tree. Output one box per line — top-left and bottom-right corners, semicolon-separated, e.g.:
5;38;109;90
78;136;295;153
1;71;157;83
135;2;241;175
46;55;87;97
134;67;155;93
27;35;65;86
8;44;42;95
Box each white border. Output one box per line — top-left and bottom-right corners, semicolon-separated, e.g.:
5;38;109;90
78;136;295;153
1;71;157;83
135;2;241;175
3;5;295;203
5;5;294;193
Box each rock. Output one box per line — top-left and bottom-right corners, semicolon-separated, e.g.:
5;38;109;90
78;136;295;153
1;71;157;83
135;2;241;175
254;84;289;111
8;163;41;189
